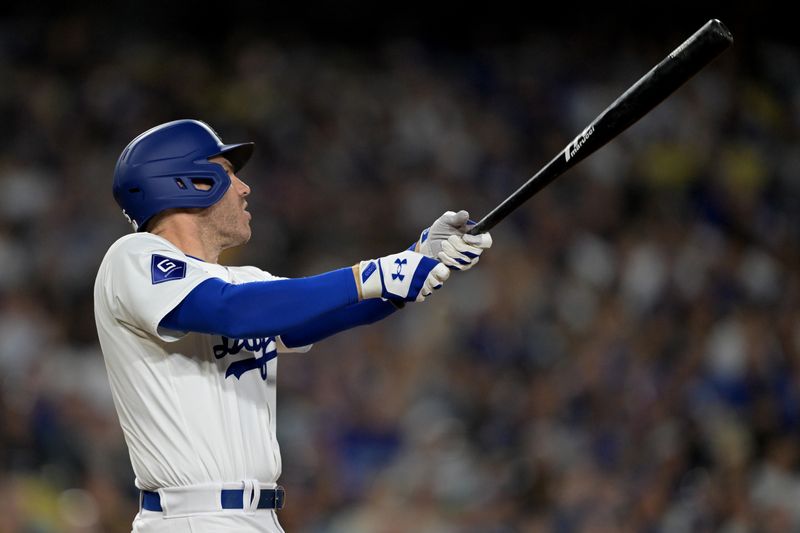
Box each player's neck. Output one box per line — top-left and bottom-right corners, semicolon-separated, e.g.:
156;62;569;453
150;216;222;263
157;231;221;263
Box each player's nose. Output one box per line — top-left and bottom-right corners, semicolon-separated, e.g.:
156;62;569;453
233;175;251;197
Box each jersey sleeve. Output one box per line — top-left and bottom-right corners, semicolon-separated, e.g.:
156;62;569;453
104;236;218;342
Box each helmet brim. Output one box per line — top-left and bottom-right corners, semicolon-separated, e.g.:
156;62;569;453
214;142;254;173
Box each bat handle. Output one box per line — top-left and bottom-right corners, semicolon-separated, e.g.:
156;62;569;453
467;201;509;235
467;217;492;236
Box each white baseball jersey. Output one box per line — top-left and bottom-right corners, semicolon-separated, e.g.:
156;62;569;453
93;232;309;491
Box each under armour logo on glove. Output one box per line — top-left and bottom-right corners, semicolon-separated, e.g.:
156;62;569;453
357;250;450;302
392;258;407;281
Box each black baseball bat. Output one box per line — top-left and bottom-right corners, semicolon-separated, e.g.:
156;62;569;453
467;19;733;236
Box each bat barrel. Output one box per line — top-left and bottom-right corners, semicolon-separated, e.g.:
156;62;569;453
467;19;733;236
694;19;734;51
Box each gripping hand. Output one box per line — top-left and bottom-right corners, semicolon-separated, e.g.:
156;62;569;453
417;210;493;271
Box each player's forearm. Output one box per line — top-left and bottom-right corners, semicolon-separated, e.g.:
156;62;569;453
160;268;359;338
280;298;400;348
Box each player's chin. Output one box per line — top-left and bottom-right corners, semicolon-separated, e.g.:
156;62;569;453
226;222;251;247
240;223;252;244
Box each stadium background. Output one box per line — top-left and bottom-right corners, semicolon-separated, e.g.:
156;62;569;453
1;4;799;532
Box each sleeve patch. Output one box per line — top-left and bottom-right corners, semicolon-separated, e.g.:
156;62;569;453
151;254;187;284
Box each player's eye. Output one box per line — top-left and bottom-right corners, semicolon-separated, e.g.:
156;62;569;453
191;178;214;191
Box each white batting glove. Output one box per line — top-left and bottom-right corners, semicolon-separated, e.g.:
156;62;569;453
417;210;493;271
357;250;450;302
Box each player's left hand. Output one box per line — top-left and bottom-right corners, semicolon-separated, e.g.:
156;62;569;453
416;210;493;271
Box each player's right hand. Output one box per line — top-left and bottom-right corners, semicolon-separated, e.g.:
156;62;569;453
416;210;493;271
356;250;450;302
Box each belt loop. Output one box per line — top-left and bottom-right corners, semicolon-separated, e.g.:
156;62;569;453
243;479;260;514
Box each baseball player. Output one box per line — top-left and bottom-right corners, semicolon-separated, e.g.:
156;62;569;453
93;119;492;532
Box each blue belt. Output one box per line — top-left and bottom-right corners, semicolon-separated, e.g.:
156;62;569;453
141;486;285;511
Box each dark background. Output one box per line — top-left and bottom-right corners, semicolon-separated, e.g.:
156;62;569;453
1;4;799;532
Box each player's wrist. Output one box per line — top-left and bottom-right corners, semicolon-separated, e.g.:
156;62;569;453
351;265;363;301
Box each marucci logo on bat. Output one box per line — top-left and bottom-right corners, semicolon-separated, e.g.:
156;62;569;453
564;125;595;162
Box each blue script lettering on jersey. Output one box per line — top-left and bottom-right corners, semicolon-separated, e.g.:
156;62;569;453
151;255;187;284
213;336;277;381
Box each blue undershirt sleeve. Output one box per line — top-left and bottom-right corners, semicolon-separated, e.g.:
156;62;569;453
160;267;362;339
279;299;400;348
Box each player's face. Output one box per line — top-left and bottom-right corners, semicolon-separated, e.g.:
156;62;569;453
204;156;252;248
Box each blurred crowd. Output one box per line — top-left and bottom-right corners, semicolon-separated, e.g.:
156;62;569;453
1;13;800;533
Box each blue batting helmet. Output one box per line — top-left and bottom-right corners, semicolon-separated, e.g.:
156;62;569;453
112;119;254;231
